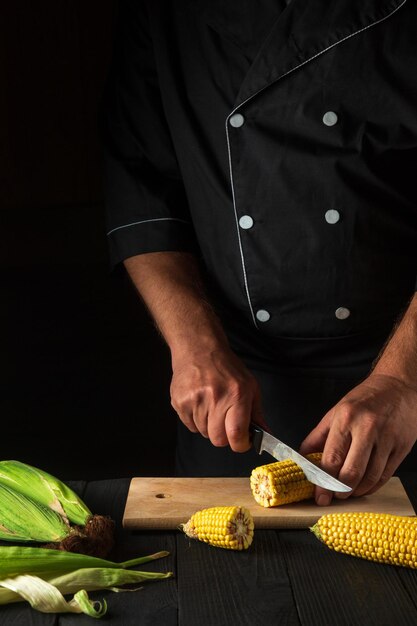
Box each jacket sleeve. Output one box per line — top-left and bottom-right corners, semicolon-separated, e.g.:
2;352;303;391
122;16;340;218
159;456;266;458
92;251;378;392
101;0;195;269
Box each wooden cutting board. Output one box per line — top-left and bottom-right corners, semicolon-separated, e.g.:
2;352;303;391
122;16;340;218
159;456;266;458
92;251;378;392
122;476;415;530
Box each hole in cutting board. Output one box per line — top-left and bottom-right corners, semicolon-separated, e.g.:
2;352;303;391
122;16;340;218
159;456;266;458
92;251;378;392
155;493;171;498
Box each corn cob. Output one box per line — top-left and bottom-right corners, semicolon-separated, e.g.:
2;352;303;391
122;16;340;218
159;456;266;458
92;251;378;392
182;506;254;550
312;512;417;569
250;452;322;507
0;460;114;558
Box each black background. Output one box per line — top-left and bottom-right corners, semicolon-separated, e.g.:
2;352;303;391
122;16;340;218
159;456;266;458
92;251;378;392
2;1;177;479
3;2;415;482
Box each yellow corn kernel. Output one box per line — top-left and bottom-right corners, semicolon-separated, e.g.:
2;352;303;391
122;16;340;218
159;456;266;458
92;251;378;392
181;506;254;550
312;512;417;568
250;453;322;507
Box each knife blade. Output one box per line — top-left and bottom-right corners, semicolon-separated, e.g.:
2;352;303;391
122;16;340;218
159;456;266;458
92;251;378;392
250;424;352;493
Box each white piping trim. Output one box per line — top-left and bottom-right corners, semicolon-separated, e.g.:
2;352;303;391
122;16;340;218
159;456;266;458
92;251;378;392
225;0;407;328
107;216;190;237
225;127;258;327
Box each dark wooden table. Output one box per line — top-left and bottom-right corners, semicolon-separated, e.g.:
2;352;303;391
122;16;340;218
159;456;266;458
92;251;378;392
1;474;417;625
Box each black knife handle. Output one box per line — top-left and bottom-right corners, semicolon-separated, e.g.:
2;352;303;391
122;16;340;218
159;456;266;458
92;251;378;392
250;423;264;455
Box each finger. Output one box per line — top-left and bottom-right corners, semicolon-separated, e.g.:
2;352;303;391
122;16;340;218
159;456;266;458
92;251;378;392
225;401;252;452
314;421;352;506
172;387;209;437
171;398;199;433
192;398;210;438
351;443;392;497
359;448;405;496
207;405;228;447
332;431;374;500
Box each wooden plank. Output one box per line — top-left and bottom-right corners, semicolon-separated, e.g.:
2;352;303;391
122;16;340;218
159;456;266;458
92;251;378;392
0;480;177;626
176;529;299;626
81;479;178;626
55;531;177;626
0;604;58;626
123;476;415;529
280;530;417;626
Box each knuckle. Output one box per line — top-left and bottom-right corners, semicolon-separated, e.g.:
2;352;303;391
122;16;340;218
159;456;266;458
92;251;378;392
172;386;205;409
227;424;245;440
360;411;379;432
363;469;381;485
228;380;247;402
170;395;184;414
378;472;391;486
340;464;363;484
338;400;356;424
210;435;228;447
323;450;345;468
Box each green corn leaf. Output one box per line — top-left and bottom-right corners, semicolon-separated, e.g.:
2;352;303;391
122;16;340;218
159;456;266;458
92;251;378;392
48;566;173;594
72;590;107;618
0;575;107;617
0;545;170;578
0;484;70;543
0;460;91;526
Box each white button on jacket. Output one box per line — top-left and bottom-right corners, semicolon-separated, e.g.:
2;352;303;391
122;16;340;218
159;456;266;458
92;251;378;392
229;113;245;128
239;215;254;229
335;307;351;320
103;0;417;339
325;209;340;224
256;309;270;322
322;111;338;126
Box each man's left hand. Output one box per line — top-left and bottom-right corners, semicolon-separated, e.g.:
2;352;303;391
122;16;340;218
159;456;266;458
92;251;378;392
299;373;417;505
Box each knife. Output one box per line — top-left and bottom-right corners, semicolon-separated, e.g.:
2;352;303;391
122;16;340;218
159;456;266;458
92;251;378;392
250;423;352;493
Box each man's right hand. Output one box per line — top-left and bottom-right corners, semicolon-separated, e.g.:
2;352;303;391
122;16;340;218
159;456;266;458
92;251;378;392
170;345;266;451
124;251;267;452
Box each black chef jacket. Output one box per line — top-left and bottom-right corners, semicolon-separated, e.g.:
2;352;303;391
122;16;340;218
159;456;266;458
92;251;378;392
103;0;417;343
102;0;417;474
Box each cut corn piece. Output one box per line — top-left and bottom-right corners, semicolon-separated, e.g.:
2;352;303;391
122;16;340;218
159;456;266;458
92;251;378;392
312;512;417;568
182;506;254;550
0;460;91;526
250;453;322;507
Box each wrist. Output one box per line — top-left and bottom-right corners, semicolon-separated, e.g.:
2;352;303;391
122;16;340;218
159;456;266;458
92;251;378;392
371;294;417;391
370;367;417;394
168;316;229;360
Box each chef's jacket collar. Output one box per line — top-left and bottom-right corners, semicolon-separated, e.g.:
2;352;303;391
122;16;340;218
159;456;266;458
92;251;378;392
190;0;407;109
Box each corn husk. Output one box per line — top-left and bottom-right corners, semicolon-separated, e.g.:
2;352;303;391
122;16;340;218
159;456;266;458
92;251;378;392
0;546;172;617
0;460;91;525
0;484;69;542
0;461;114;557
0;576;107;617
0;545;169;577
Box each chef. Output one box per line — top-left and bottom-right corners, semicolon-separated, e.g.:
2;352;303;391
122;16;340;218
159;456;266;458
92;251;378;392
102;0;417;504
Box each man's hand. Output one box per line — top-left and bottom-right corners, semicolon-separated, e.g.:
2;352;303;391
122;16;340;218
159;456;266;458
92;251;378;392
300;373;417;505
123;251;267;451
170;346;266;451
